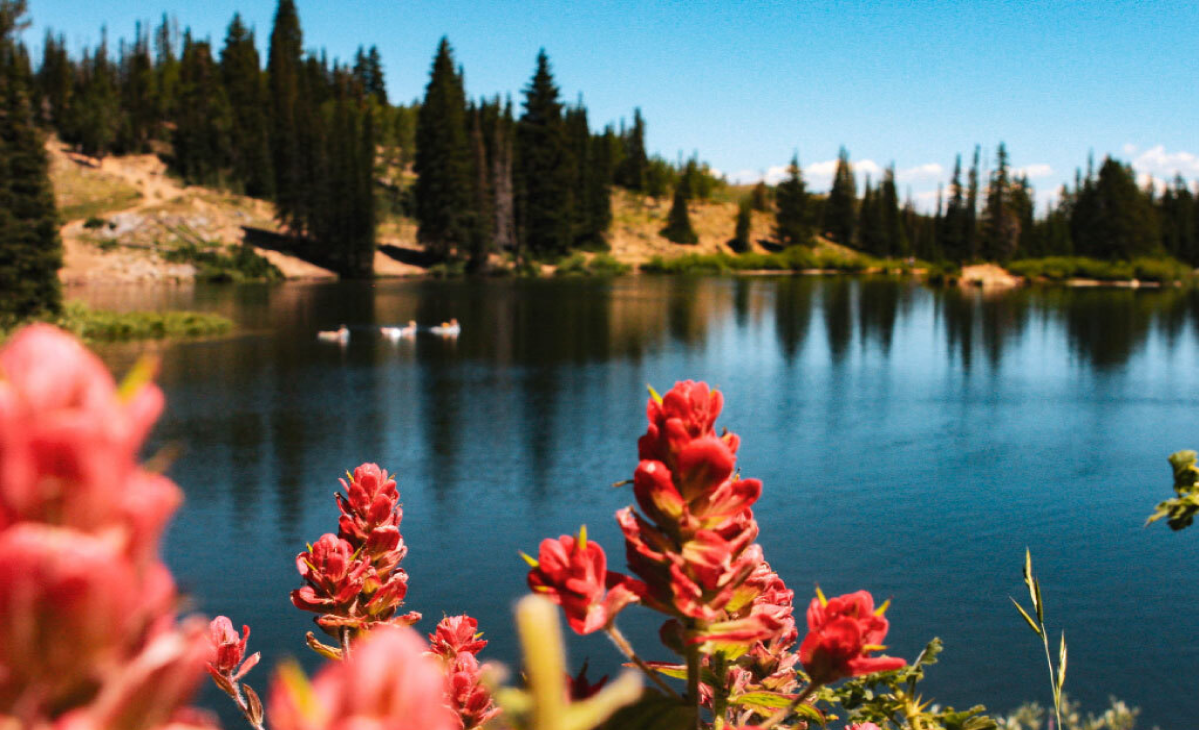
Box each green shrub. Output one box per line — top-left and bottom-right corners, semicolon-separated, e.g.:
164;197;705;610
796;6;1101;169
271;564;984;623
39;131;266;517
1008;256;1193;283
83;216;107;230
1;302;233;343
555;253;631;277
162;241;284;283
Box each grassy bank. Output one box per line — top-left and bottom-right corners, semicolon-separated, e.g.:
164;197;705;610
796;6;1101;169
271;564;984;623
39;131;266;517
1007;256;1194;283
2;302;234;343
640;246;926;275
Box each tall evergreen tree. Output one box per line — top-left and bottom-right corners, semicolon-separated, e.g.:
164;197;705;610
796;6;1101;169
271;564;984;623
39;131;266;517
940;154;967;261
173;33;232;185
615;107;647;192
268;0;303;228
965;145;980;259
774;153;812;247
825;147;856;245
750;180;771;212
660;162;697;244
880;164;906;257
466;106;493;271
515;49;574;256
1160;176;1197;264
858;176;885;255
980;142;1019;261
153;14;180;127
221;13;273;197
66;34;120;156
0;0;63;318
413;37;471;260
1071;157;1160;259
730;197;752;253
117;24;155;152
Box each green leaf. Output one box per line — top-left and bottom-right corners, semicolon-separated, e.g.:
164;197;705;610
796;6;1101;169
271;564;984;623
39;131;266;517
1033;576;1044;624
730;691;794;709
1010;597;1042;637
598;692;693;730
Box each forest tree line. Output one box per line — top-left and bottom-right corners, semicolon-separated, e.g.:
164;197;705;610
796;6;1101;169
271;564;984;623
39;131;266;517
2;0;1196;321
753;143;1198;266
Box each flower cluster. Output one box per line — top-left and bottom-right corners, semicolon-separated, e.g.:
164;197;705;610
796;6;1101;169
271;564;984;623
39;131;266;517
428;615;500;730
0;325;211;729
292;464;419;646
206;617;263;728
798;590;905;685
620;381;780;645
525;527;644;634
269;625;458;730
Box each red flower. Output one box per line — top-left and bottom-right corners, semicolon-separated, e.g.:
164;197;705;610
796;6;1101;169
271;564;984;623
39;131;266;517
0;523;178;716
798;590;905;684
638;380;737;468
566;661;608;701
429;615;488;659
445;652;501;730
206;616;260;682
525;528;643;635
292;533;370;614
268;625;458;730
336;464;403;548
0;325;180;564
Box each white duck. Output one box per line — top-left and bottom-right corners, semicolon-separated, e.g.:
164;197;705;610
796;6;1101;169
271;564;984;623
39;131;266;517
380;320;417;341
317;324;349;344
429;318;461;337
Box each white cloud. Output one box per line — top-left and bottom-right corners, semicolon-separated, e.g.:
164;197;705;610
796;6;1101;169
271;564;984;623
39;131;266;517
1130;145;1199;181
897;163;943;182
1016;163;1053;179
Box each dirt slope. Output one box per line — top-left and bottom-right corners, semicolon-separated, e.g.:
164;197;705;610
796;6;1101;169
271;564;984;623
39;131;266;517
48;139;337;284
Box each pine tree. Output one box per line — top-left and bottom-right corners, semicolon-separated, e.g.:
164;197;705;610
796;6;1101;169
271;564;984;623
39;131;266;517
615;107;647;191
466;107;493;271
268;0;303;228
173;33;232;186
774;153;811;247
1071;157;1160;259
965;145;980;259
730;197;752;253
117;25;155;152
825;147;856;245
583;125;614;248
880;164;906;257
515;49;574;256
483;96;516;254
413;37;471;260
35;31;70;128
153;14;180;127
980;142;1020;261
1161;176;1197;264
0;0;63;318
858;177;885;255
1012;174;1036;257
221;13;273;197
750;180;771;212
940;154;967;261
660;164;697;244
66;34;120;156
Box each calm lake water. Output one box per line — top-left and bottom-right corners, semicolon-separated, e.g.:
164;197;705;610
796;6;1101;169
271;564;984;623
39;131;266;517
81;276;1199;728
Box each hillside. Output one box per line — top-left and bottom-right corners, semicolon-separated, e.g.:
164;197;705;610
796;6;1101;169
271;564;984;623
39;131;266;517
48;139;425;284
48;141;869;282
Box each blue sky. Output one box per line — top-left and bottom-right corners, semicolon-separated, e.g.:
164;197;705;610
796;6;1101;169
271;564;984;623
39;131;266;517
22;0;1199;210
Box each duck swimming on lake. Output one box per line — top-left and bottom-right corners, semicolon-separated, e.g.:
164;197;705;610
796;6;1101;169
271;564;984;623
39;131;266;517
430;318;460;337
380;320;417;341
317;325;349;344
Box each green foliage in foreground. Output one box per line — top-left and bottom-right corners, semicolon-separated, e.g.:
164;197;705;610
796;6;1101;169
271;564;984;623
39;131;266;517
1147;449;1199;531
162;242;284;283
1007;256;1194;283
554;252;631;277
640;246;926;275
1;301;233;342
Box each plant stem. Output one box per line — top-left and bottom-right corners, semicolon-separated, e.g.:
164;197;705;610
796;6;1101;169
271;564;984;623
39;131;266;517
340;627;353;661
1040;629;1061;730
605;624;682;700
757;680;821;730
685;632;702;730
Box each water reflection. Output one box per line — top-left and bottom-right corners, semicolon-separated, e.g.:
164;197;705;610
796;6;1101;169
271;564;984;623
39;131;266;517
77;276;1199;729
